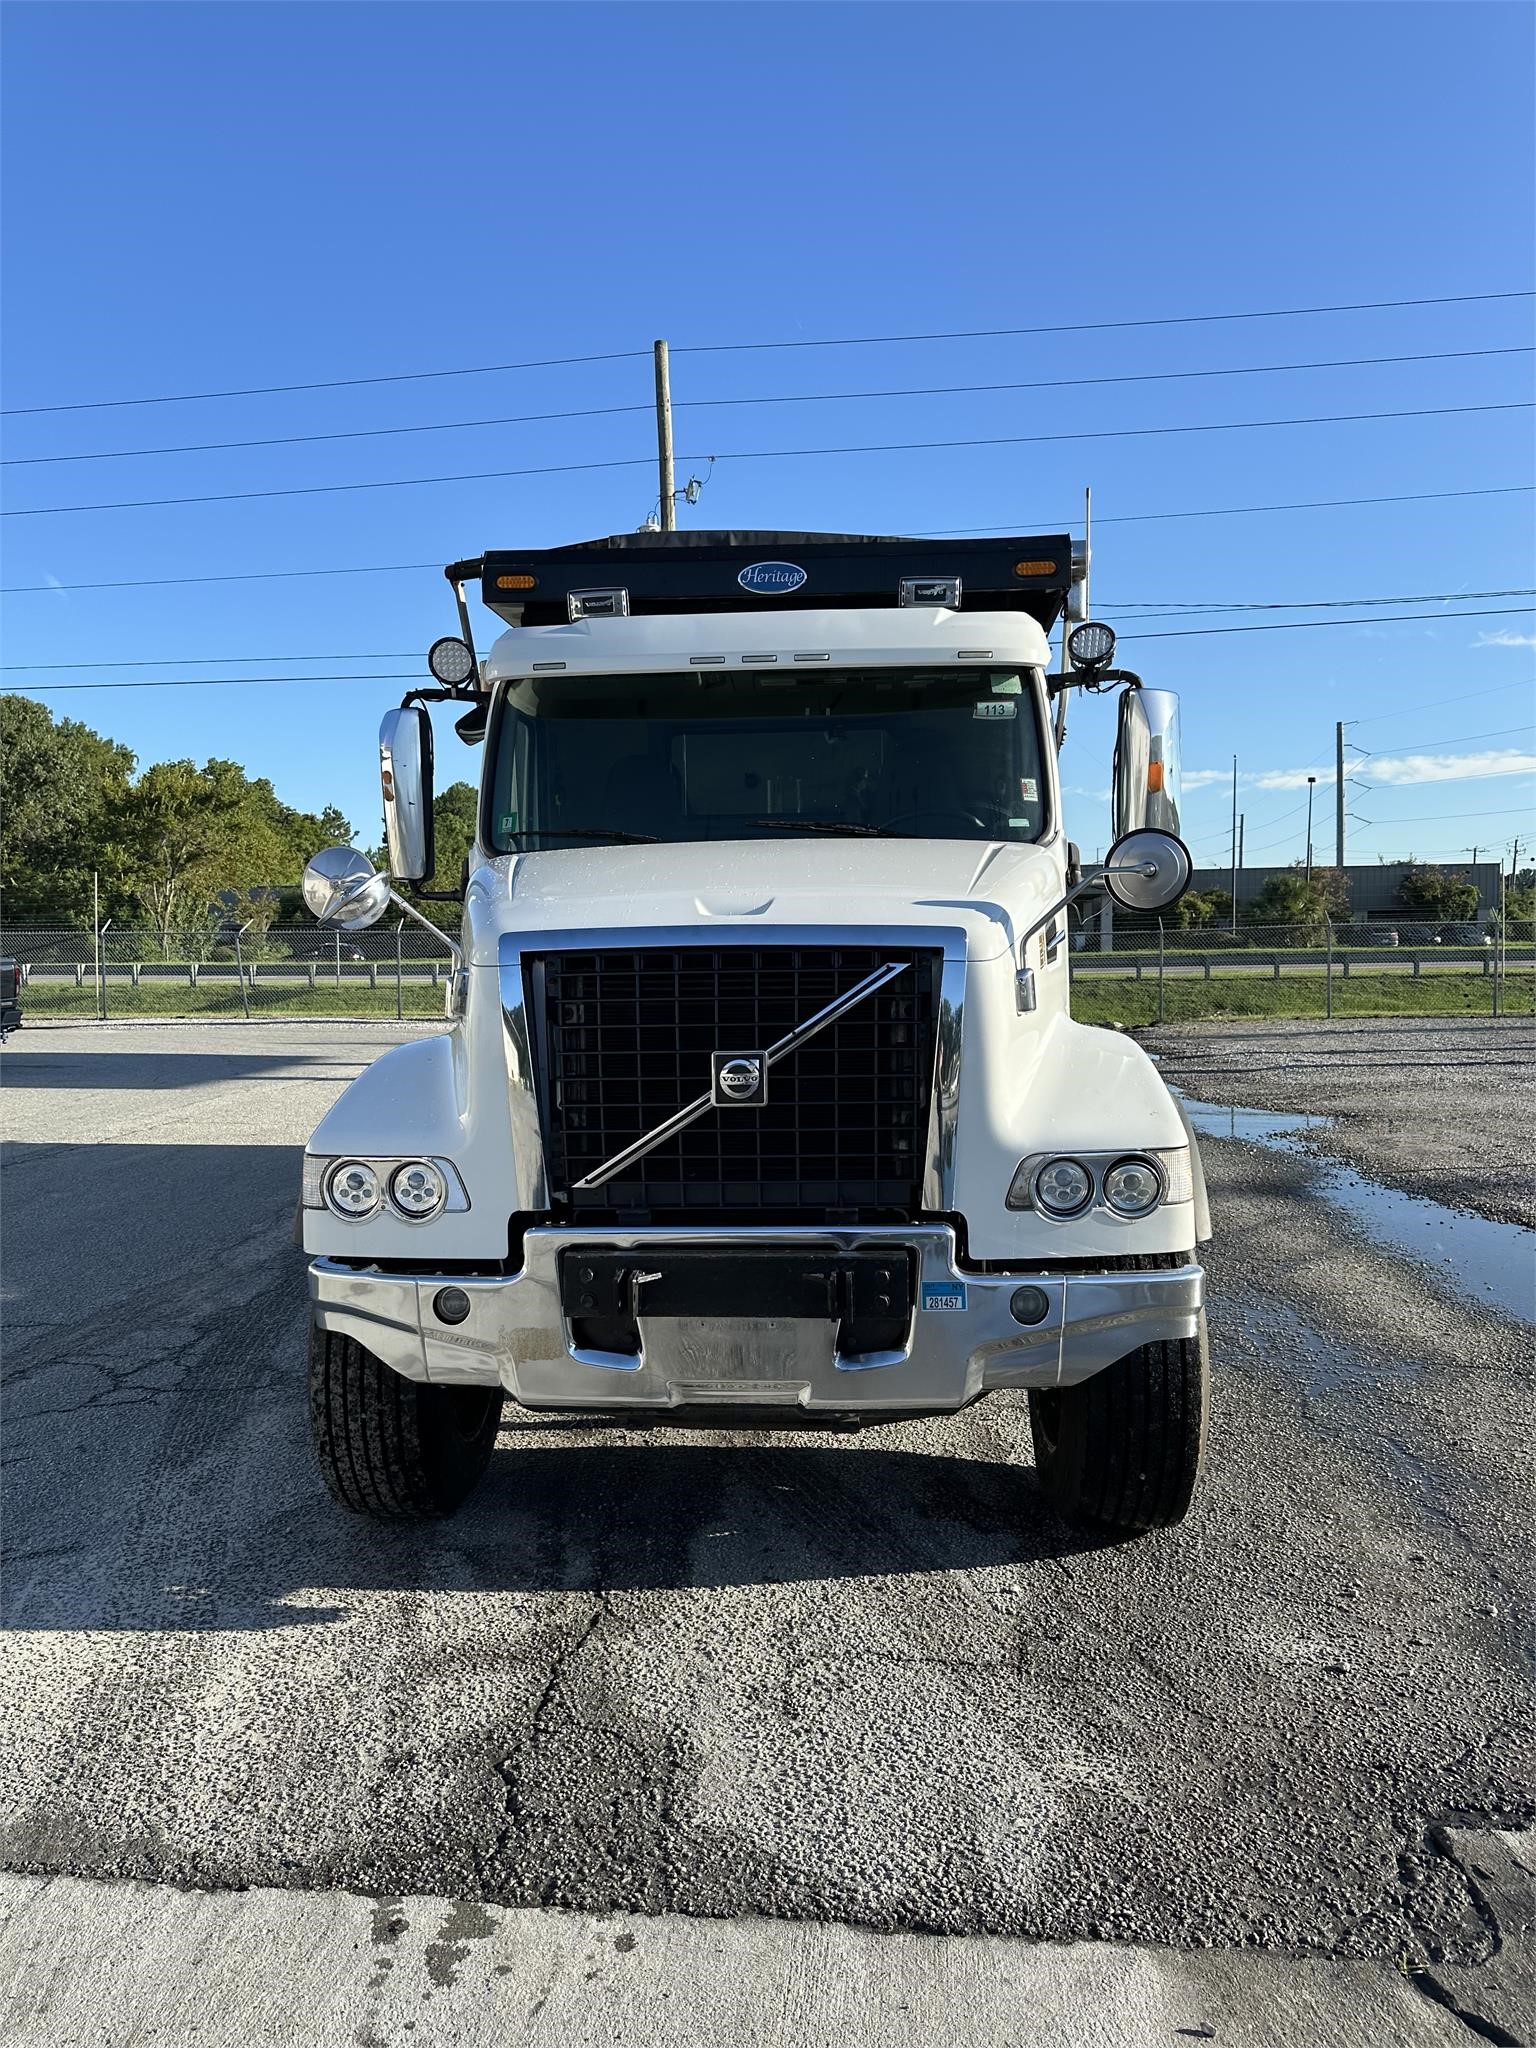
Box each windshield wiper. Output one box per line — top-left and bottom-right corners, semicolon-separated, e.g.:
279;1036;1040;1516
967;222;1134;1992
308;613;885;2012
750;817;900;837
512;827;661;845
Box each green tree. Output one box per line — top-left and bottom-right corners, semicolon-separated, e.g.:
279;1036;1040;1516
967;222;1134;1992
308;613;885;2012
1248;870;1339;938
1173;888;1230;930
0;694;135;924
111;759;296;950
1397;864;1479;922
427;782;478;893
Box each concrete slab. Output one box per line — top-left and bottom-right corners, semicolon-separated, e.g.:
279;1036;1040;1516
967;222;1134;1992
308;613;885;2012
0;1871;1495;2048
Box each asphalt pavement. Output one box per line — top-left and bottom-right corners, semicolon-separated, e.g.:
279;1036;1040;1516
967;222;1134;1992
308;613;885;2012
1;1020;1531;2044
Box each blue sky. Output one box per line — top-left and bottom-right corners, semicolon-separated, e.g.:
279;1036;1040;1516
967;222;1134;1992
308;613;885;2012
2;0;1532;871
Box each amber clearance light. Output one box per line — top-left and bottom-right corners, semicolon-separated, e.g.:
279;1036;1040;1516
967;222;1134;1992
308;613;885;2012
1013;558;1058;577
495;572;537;591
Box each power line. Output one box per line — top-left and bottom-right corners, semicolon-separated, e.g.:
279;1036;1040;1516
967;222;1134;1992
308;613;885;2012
1110;589;1535;622
1357;804;1534;823
10;614;1536;695
1118;605;1534;642
0;450;663;518
5;484;1529;595
7;287;1528;419
926;483;1536;536
1360;723;1534;752
10;593;1533;674
8;345;1528;469
1352;677;1536;726
0;349;651;419
0;560;444;596
1;650;417;672
675;292;1536;359
7;401;1530;519
12;671;422;694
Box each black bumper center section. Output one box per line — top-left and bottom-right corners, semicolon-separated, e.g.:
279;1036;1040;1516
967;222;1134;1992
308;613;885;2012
559;1246;916;1359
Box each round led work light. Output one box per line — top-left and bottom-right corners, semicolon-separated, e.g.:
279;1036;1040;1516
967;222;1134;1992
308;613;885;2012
427;636;476;687
1067;621;1117;672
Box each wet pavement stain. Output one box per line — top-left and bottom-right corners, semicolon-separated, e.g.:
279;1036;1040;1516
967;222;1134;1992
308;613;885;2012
1181;1096;1535;1324
424;1898;499;1989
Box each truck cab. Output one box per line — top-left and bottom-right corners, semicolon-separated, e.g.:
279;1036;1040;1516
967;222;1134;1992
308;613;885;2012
301;531;1209;1539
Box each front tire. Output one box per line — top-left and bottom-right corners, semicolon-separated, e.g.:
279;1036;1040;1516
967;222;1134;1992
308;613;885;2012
308;1325;504;1521
1028;1315;1209;1538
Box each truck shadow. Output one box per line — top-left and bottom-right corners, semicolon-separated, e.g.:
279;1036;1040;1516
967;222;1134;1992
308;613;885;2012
456;1432;1109;1591
3;1422;1107;1632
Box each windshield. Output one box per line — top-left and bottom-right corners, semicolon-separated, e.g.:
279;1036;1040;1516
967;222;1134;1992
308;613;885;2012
486;667;1050;850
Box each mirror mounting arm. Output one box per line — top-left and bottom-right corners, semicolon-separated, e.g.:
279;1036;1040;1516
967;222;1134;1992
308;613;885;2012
444;561;482;679
1047;666;1144;699
388;889;463;974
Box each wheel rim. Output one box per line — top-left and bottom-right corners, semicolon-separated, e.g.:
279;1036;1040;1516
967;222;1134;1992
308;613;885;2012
447;1387;499;1444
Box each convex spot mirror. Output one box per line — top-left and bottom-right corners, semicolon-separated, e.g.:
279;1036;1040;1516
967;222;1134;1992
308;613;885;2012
302;846;391;931
379;705;435;884
1113;688;1182;838
1101;829;1193;913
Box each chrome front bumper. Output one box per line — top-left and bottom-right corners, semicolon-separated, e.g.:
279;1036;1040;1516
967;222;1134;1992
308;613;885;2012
310;1227;1203;1413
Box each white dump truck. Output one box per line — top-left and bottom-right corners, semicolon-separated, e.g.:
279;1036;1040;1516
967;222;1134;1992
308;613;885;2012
301;532;1210;1538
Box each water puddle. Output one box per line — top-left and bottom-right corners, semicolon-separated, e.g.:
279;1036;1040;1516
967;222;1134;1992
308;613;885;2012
1180;1096;1535;1326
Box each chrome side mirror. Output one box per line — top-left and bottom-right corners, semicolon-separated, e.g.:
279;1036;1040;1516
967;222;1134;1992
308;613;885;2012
301;846;392;931
1113;688;1182;837
379;706;435;884
1101;828;1193;912
1015;827;1192;1009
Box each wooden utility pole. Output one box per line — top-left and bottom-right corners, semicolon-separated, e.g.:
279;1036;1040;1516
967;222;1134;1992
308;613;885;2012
653;340;676;531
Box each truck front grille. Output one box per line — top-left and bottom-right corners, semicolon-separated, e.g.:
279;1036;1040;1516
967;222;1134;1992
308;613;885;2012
525;944;943;1225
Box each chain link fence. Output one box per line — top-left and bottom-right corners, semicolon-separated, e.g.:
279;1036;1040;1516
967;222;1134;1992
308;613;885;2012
0;923;458;1021
1065;918;1535;1026
2;917;1531;1026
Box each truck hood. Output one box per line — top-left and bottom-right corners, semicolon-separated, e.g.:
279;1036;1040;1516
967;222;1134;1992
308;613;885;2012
467;838;1062;964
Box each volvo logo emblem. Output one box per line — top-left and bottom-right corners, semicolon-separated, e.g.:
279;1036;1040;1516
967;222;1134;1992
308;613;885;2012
737;561;807;595
712;1053;766;1106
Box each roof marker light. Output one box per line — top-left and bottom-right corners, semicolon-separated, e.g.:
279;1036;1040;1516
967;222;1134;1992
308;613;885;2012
899;576;962;608
567;587;629;621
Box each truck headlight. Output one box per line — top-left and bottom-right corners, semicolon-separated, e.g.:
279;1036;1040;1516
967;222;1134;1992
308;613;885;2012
389;1159;448;1220
326;1159;383;1219
1102;1156;1164;1216
1033;1157;1094;1217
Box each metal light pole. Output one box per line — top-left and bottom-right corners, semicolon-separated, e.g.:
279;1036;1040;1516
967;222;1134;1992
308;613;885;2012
1229;756;1239;932
1305;776;1316;878
654;340;676;531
